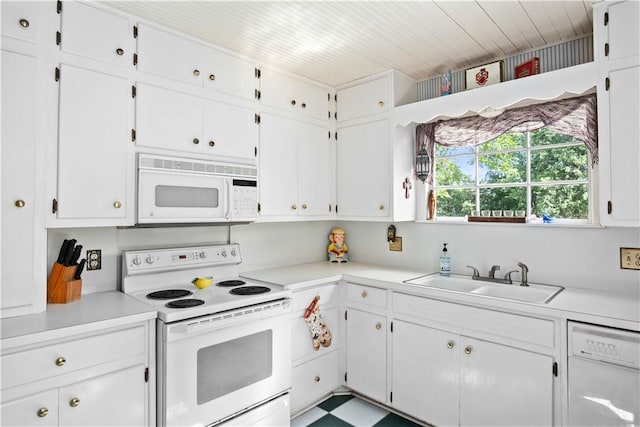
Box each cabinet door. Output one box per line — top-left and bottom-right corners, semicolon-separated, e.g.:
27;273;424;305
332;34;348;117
259;68;298;115
258;114;298;217
1;389;58;427
57;64;131;221
297;122;332;217
1;49;43;316
459;337;553;426
391;321;459;426
296;80;330;121
291;350;340;413
337;77;389;122
203;100;257;162
59;364;146;426
601;65;640;226
203;47;256;100
336;120;389;217
346;308;386;403
137;23;203;86
60;1;133;67
1;1;42;43
136;84;203;154
606;1;640;62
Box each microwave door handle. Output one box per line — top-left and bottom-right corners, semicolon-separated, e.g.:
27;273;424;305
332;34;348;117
225;179;231;220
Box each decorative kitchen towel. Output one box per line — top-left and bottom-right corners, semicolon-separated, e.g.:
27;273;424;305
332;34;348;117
303;296;332;351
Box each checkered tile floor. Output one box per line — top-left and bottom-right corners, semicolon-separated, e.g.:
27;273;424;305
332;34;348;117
291;395;423;427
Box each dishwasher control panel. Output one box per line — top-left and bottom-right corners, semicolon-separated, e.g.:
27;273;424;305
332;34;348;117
569;321;640;369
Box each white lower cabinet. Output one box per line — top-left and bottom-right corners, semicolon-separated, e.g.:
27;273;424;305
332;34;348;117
1;321;153;426
290;284;341;414
391;320;553;427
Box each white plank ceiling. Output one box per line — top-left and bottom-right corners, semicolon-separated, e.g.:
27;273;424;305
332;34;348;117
103;1;594;87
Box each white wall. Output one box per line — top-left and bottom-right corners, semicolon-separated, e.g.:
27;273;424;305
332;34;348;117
47;221;334;294
338;221;640;296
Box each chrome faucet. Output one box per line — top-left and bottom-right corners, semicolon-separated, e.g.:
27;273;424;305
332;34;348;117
517;262;529;287
488;265;500;278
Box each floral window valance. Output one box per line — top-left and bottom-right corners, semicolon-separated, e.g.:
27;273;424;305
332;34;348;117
416;94;598;185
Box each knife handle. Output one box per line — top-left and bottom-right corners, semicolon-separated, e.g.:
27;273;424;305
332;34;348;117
74;259;86;280
57;239;70;264
70;245;83;266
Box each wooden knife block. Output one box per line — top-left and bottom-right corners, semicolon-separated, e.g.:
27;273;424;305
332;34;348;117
47;262;82;304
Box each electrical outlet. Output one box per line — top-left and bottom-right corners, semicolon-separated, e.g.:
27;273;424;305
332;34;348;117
389;237;403;252
620;247;640;270
86;249;102;270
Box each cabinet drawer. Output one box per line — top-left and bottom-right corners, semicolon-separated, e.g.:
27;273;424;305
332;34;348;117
393;293;554;348
1;325;146;390
292;306;339;361
348;284;387;309
291;350;339;412
291;284;340;313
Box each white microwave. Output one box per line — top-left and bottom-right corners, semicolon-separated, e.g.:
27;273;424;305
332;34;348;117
137;154;257;224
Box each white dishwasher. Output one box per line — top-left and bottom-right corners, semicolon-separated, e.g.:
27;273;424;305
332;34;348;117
568;321;640;426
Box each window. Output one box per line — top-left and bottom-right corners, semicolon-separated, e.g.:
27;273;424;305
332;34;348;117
416;94;597;223
434;128;590;220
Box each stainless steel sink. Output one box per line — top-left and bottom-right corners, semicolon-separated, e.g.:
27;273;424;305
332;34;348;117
403;274;563;304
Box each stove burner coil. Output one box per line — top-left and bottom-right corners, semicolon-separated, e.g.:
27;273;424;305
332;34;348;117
165;299;205;309
229;286;271;295
216;280;246;287
147;289;193;300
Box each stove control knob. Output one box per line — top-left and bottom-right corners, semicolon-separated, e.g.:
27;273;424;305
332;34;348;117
199;251;206;259
221;250;228;257
132;256;141;266
145;255;155;265
230;249;236;257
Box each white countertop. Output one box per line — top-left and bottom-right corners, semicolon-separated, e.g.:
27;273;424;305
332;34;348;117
0;291;157;348
242;261;640;331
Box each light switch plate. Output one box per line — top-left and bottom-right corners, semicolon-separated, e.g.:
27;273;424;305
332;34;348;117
620;247;640;270
389;237;402;252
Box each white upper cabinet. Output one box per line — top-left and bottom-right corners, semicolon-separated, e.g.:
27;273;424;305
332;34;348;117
595;0;640;227
259;68;330;121
337;77;389;122
55;64;133;224
59;1;134;67
1;1;43;44
136;23;256;100
204;101;258;161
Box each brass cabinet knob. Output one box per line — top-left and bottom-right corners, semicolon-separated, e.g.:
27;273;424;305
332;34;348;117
116;48;124;56
69;398;80;408
193;138;200;145
55;356;66;366
113;201;122;209
209;140;215;147
290;100;296;106
361;290;367;298
193;69;200;76
37;407;49;418
301;103;307;109
375;322;382;330
302;204;307;209
447;340;455;349
464;346;472;355
291;204;297;210
19;19;30;28
15;199;25;208
379;204;385;210
378;101;385;107
314;375;320;382
209;74;216;81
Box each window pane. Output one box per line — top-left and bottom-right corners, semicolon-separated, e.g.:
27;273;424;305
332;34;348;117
478;151;526;184
530;127;580;146
435;145;474;156
480;187;526;211
531;145;588;181
435;189;475;217
531;184;588;219
435;157;475;186
479;133;526;152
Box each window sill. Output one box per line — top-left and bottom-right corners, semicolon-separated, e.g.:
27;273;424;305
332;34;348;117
415;218;605;229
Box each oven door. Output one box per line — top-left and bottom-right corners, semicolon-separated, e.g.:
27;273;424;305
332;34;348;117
138;168;229;223
159;300;292;427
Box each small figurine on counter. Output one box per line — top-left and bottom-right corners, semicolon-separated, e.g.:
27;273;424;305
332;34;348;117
328;228;348;263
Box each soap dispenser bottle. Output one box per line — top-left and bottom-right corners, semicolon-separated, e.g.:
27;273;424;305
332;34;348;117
440;243;451;276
